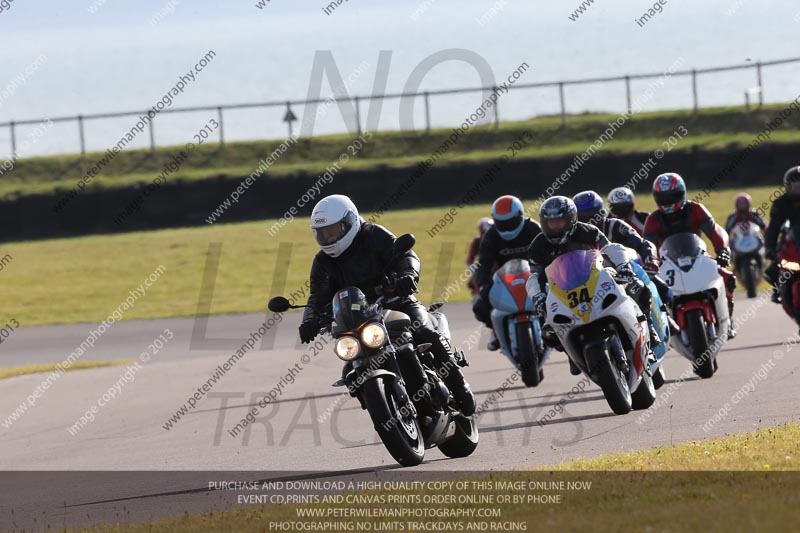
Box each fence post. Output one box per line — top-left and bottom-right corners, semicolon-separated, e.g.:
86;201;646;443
217;106;225;146
148;116;156;153
78;115;86;158
9;121;16;161
558;82;566;127
492;86;500;129
624;75;632;114
354;96;362;135
424;91;431;134
756;61;764;107
691;69;698;114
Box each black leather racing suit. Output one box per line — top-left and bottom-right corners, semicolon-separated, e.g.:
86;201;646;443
764;195;800;288
302;223;471;403
472;219;542;327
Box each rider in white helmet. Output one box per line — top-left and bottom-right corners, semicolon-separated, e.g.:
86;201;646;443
300;194;476;415
607;187;649;236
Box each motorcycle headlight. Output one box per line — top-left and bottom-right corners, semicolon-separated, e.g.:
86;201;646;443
334;336;361;361
361;323;387;348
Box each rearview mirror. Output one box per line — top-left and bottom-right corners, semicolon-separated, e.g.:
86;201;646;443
268;296;291;313
394;233;416;255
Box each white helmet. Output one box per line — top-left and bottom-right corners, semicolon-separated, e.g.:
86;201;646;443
607;187;636;218
310;194;361;257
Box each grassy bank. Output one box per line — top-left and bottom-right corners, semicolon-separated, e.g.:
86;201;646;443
4;104;800;199
79;423;800;532
2;185;779;327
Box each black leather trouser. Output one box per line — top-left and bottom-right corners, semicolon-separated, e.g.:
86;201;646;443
387;298;467;389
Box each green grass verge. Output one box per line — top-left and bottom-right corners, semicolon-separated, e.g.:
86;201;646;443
77;423;800;532
0;360;135;380
4;104;800;199
550;423;800;471
3;185;779;327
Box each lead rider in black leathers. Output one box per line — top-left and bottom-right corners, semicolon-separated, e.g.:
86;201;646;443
299;194;476;416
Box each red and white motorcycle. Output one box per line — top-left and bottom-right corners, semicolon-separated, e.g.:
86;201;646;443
658;233;730;378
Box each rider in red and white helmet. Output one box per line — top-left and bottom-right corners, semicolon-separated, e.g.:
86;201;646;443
724;192;766;235
644;173;737;339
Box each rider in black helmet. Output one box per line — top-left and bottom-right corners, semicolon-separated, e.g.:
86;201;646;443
527;196;657;375
764;166;800;303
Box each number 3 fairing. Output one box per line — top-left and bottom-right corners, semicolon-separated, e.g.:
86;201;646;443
658;233;730;378
545;247;656;415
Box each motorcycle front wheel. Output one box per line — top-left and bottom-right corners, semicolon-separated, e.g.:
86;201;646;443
362;378;425;467
586;341;632;415
746;260;759;298
685;308;715;379
515;321;542;387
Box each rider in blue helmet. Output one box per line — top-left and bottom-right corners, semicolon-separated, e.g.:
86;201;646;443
574;190;679;337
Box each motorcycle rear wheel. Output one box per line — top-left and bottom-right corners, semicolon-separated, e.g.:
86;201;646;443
438;414;479;459
631;371;656;410
362;378;425;467
652;363;666;389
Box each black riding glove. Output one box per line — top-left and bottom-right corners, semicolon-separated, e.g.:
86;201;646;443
299;319;319;344
472;295;491;323
532;292;547;317
716;248;731;268
615;264;636;284
395;274;418;297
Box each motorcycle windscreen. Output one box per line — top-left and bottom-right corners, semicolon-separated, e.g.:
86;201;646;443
545;250;601;291
660;233;706;268
331;287;379;334
493;258;531;311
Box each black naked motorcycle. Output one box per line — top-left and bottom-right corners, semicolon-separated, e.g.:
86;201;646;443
268;234;478;467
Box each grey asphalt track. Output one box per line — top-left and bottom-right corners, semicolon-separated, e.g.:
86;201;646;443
2;296;799;528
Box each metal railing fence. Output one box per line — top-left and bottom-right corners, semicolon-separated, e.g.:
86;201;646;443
3;56;799;159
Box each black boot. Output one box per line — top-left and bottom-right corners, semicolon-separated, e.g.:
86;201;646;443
772;287;782;304
487;330;500;351
432;334;476;416
568;358;581;376
443;367;476;416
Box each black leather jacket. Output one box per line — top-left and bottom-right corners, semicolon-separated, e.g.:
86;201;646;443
765;195;800;253
528;222;609;277
475;218;542;293
302;223;419;324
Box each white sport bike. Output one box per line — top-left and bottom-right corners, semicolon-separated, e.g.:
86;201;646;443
658;233;730;378
730;221;764;298
543;245;656;415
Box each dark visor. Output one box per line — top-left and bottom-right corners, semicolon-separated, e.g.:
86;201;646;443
654;189;684;207
610;203;634;217
314;220;349;246
494;214;522;232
